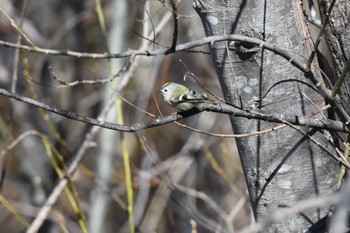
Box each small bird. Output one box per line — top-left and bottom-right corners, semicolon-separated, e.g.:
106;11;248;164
160;82;210;110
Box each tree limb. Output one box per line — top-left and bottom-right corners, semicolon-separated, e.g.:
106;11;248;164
0;87;348;133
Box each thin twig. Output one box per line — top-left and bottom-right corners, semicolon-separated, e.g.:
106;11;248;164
174;121;287;138
306;0;337;69
179;59;229;104
332;59;350;97
0;0;28;194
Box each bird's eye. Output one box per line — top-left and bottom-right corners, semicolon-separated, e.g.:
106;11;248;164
164;89;168;92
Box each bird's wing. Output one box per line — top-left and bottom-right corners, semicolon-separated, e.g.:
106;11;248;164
178;90;208;102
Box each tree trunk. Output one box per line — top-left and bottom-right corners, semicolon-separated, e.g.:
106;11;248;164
320;0;350;115
194;0;340;232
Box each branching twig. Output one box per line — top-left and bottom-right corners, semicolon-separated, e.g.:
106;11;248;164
48;57;133;87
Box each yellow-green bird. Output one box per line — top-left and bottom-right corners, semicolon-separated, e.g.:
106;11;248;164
160;82;210;110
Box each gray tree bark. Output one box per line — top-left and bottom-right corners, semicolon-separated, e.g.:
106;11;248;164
320;0;350;115
194;0;341;232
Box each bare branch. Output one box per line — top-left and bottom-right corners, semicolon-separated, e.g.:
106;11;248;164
0;87;348;134
0;34;306;72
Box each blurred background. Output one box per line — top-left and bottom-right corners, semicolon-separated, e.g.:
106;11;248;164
0;0;251;232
